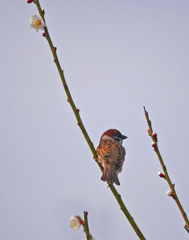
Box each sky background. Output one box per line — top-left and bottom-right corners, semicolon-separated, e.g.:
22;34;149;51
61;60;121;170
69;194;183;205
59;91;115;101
1;0;189;239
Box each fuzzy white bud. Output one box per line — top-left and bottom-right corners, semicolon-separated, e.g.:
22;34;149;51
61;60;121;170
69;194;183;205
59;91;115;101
70;216;80;230
166;190;173;196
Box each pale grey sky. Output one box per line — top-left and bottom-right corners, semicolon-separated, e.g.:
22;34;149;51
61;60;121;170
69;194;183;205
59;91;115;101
1;0;189;239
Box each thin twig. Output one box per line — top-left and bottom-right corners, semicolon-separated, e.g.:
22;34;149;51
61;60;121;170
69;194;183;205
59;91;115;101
83;212;93;240
31;1;146;239
143;106;189;232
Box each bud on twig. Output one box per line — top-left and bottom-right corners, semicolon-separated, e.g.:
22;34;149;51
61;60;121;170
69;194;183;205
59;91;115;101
167;190;173;196
166;190;175;199
147;129;151;136
152;132;158;141
42;32;46;37
151;142;157;149
158;172;166;179
27;0;34;3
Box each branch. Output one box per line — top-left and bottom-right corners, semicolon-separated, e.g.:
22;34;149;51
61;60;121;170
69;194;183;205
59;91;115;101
83;212;93;240
29;1;146;238
143;106;189;233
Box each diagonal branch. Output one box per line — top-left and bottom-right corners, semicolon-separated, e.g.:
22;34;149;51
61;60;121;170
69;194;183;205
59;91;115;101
31;1;146;239
143;106;189;233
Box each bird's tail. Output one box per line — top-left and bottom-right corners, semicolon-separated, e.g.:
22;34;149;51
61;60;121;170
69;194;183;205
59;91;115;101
101;167;120;185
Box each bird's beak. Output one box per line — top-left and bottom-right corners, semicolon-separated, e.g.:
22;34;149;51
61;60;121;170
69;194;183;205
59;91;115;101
121;135;127;140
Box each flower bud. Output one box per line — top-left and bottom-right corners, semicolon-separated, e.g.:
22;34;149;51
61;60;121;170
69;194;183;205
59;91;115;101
158;172;166;179
147;129;151;136
151;142;157;149
42;32;46;37
27;0;33;3
152;132;158;140
166;190;175;198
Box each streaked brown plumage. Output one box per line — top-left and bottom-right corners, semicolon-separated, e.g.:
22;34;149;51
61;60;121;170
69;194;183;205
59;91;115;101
97;129;127;185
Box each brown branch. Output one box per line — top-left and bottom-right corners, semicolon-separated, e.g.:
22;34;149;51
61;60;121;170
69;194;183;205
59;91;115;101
30;1;146;239
143;106;189;232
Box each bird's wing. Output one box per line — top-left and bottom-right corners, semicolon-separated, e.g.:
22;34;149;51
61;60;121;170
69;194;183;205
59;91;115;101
97;139;112;160
110;143;125;169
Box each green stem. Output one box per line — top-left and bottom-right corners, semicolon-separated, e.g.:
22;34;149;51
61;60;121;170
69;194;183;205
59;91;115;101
143;106;189;231
109;184;146;239
33;1;146;238
83;212;93;240
35;0;98;161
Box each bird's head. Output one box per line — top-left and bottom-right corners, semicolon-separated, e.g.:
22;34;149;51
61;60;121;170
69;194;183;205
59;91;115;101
101;129;127;145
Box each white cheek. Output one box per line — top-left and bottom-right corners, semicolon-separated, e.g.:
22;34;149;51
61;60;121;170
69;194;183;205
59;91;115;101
102;135;113;141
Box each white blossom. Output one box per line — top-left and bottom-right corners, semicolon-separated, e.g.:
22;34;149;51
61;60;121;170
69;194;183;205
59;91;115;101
70;216;80;230
29;14;46;32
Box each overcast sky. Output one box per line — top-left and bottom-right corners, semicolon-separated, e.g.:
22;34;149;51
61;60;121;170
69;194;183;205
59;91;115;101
1;0;189;239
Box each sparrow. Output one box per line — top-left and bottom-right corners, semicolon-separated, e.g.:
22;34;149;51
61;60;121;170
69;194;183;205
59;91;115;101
97;129;127;185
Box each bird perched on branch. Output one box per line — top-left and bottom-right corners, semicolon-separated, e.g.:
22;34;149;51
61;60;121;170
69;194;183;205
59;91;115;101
97;129;127;185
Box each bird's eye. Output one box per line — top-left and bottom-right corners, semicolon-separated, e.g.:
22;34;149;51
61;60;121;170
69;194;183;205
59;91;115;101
114;137;120;142
116;134;121;138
